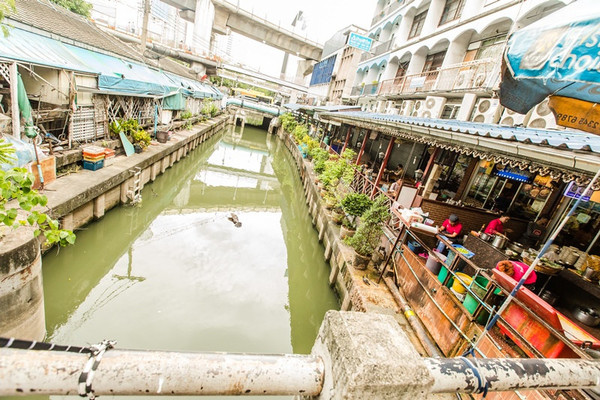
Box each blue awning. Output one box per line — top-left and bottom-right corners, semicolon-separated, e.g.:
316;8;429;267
320;111;600;154
0;27;212;99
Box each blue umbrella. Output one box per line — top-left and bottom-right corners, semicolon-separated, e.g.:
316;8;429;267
499;0;600;119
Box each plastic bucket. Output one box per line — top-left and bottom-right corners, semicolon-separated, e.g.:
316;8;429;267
471;276;489;299
425;252;446;275
452;273;472;294
437;266;453;288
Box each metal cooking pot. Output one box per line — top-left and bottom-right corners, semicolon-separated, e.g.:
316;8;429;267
507;241;525;254
583;267;598;281
491;234;508;250
574;307;600;327
479;232;492;241
540;290;558;306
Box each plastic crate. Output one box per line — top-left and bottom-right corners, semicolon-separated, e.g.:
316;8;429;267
104;148;115;158
83;154;105;162
83;159;104;171
82;146;105;158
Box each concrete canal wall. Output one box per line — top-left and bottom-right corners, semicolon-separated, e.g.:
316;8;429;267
0;115;228;340
275;128;415;331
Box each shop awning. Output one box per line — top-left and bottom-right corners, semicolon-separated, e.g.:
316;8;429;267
0;27;214;99
499;0;600;135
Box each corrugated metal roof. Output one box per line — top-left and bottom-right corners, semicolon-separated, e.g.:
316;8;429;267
313;105;362;112
10;0;144;63
323;112;600;154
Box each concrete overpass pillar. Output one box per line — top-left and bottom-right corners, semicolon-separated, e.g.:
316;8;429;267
192;0;215;56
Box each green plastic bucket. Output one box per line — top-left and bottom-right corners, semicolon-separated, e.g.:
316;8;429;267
463;277;503;324
437;265;453;288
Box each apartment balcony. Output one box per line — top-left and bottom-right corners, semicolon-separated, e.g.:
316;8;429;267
350;83;380;97
377;59;500;97
370;0;414;26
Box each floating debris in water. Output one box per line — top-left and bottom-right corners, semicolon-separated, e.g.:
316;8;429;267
227;213;242;228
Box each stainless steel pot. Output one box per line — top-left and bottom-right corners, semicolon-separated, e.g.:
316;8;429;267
540;290;558;306
574;307;600;327
507;241;525;254
491;234;508;249
479;232;491;241
583;267;598;281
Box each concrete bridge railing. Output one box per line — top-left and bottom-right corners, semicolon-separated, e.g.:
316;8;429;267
1;312;599;399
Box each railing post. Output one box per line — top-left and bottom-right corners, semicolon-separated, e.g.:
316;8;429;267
355;130;369;165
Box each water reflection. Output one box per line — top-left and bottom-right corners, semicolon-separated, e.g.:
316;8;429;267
32;125;338;400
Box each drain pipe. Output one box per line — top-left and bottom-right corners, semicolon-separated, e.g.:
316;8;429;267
384;276;442;357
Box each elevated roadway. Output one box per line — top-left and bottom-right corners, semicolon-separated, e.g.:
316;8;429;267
162;0;323;60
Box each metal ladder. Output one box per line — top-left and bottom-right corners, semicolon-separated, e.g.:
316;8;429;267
129;167;142;204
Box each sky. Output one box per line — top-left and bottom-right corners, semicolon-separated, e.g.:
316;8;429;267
221;0;375;78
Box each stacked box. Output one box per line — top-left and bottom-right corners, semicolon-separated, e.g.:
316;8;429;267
104;148;115;166
83;160;104;171
82;146;105;171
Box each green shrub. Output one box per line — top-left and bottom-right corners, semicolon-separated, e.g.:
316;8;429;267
341;193;372;217
280;113;297;133
345;195;389;257
180;110;193;120
131;129;151;148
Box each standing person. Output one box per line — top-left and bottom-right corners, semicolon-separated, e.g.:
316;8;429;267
519;216;549;248
436;214;463;253
484;215;510;235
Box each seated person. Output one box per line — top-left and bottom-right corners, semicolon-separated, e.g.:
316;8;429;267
435;214;463;253
496;260;537;291
388;177;403;199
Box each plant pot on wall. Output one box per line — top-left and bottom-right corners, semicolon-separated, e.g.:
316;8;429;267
340;224;356;240
352;251;370;270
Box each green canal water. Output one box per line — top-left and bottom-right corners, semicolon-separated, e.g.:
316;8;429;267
19;126;339;399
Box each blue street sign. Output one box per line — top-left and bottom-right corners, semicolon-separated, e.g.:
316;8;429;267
348;32;373;52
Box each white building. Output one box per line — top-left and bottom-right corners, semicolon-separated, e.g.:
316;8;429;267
307;25;367;106
350;0;572;127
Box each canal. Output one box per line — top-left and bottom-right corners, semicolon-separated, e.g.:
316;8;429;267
18;125;340;399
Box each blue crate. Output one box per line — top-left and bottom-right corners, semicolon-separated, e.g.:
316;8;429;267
83;159;104;171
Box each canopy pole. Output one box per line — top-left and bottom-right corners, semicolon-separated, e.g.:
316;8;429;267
9;63;20;138
470;168;600;353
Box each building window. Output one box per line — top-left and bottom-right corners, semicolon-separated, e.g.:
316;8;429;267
422;51;446;72
439;0;465;25
408;10;427;39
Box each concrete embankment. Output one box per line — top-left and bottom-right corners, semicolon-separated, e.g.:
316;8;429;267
0;115;228;340
275;128;432;357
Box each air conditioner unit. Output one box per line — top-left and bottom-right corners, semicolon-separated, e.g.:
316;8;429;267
500;108;531;126
454;70;474;90
400;100;414;116
471;98;502;124
527;99;561;130
412;100;423;117
385;101;399;114
419;96;446;119
473;71;489;87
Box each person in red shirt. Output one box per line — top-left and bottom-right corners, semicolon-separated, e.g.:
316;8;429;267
484;215;510;235
436;214;463;253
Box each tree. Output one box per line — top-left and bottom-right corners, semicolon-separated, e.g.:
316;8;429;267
49;0;93;18
0;140;76;247
0;0;15;37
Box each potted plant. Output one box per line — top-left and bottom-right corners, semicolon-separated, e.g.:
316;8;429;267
340;193;372;239
345;195;390;270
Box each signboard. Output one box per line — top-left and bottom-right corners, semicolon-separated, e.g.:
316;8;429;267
348;32;373;52
494;167;532;183
549;96;600;135
564;181;592;202
409;76;426;88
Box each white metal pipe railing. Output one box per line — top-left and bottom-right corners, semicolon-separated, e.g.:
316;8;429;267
426;358;600;394
0;348;324;397
2;346;600;396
